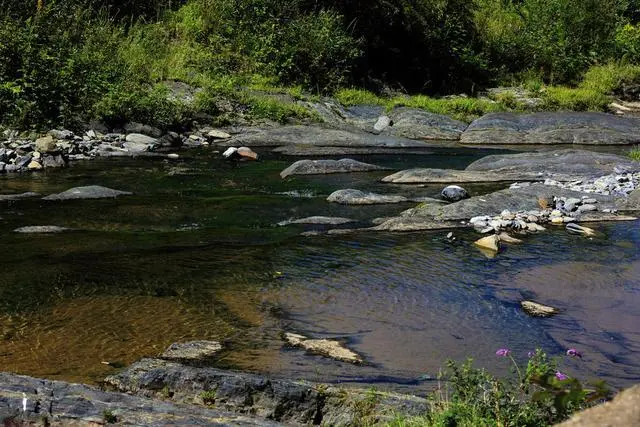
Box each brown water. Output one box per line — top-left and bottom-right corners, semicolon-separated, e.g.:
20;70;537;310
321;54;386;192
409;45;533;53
1;147;639;393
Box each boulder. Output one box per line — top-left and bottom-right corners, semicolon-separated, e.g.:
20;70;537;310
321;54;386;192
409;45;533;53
43;185;132;201
474;235;500;252
382;168;540;184
273;146;435;156
461;112;640;145
0;192;40;201
441;185;469;202
283;332;362;364
373;115;392;133
42;154;66;168
207;129;232;140
222;146;258;161
160;341;222;362
159;131;182;147
124;133;159;151
521;300;559;317
35;135;57;153
27;160;42;170
566;223;597;237
497;233;523;244
280;158;386;178
47;129;74;140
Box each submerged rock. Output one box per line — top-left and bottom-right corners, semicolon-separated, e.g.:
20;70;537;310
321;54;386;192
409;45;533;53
327;189;441;205
461;112;640;145
283;332;363;364
277;216;355;226
280;158;386;178
0;192;40;201
14;225;69;233
521;301;559;317
160;340;222;362
566;223;597;237
273;145;435;156
382;168;537;184
223;146;258;161
43;185;132;201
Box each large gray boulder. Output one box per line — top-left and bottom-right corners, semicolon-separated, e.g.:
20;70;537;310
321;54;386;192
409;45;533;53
558;384;640;427
382;168;539;184
280;158;387;178
43;185;132;201
461;112;640;145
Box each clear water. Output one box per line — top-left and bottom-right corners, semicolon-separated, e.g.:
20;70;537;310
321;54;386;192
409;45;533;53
1;146;639;393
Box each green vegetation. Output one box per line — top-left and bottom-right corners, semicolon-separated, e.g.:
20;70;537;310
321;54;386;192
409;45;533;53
102;409;117;424
629;146;640;160
387;349;609;427
3;0;640;130
200;389;217;405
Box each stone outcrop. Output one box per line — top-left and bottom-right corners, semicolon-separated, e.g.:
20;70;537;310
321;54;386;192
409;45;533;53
42;186;132;201
557;385;640;427
327;189;443;205
461;112;640;145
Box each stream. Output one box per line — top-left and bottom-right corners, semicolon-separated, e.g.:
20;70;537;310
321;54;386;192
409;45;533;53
1;146;639;394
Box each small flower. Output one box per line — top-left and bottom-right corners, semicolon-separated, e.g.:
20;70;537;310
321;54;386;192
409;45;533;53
496;348;511;357
555;371;569;381
566;348;583;358
527;351;535;358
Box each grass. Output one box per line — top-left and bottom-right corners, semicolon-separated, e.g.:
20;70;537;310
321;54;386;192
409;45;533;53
629;146;640;161
200;390;217;405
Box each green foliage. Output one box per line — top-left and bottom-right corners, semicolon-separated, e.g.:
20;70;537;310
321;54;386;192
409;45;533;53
200;390;217;405
388;349;609;427
335;89;387;107
629;146;640;160
102;409;117;424
390;96;504;122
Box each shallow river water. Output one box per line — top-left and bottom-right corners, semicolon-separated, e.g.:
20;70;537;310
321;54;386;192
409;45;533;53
1;146;639;393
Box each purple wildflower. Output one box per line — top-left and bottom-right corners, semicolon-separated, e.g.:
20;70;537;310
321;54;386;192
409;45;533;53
527;351;535;358
555;371;569;381
496;348;511;357
566;348;583;358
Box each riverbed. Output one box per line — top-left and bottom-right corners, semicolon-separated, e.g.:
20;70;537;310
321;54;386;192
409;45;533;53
1;146;639;393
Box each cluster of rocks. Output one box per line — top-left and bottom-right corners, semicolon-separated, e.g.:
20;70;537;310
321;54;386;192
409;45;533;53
541;171;640;196
0;125;235;173
467;197;602;235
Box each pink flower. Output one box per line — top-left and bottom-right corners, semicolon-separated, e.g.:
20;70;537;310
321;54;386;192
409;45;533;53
496;348;511;357
555;371;569;381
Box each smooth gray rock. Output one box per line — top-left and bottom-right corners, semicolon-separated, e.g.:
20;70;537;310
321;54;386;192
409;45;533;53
618;188;640;210
104;358;428;426
160;341;222;362
441;185;469;202
373;115;392;133
387;107;467;140
227;125;431;148
14;225;69;233
461;112;640;145
0;372;276;426
42;154;66;168
327;189;443;205
35;135;56;152
125;133;159;151
47;129;74;140
466;149;640;178
43;185;132;201
280;158;387;178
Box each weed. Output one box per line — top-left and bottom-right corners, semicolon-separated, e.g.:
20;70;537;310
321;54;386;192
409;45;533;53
200;389;217;406
102;409;117;424
628;146;640;161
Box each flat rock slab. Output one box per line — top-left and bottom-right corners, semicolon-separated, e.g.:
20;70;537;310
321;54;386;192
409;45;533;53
14;226;69;233
387;107;467;140
466;149;640;178
43;185;132;200
105;358;428;426
327;189;444;205
461;112;640;145
0;192;40;201
278;216;355;226
280;158;387;178
618;188;640;211
225;125;431;148
273;145;435;156
0;372;278;426
284;332;363;364
160;340;222;362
